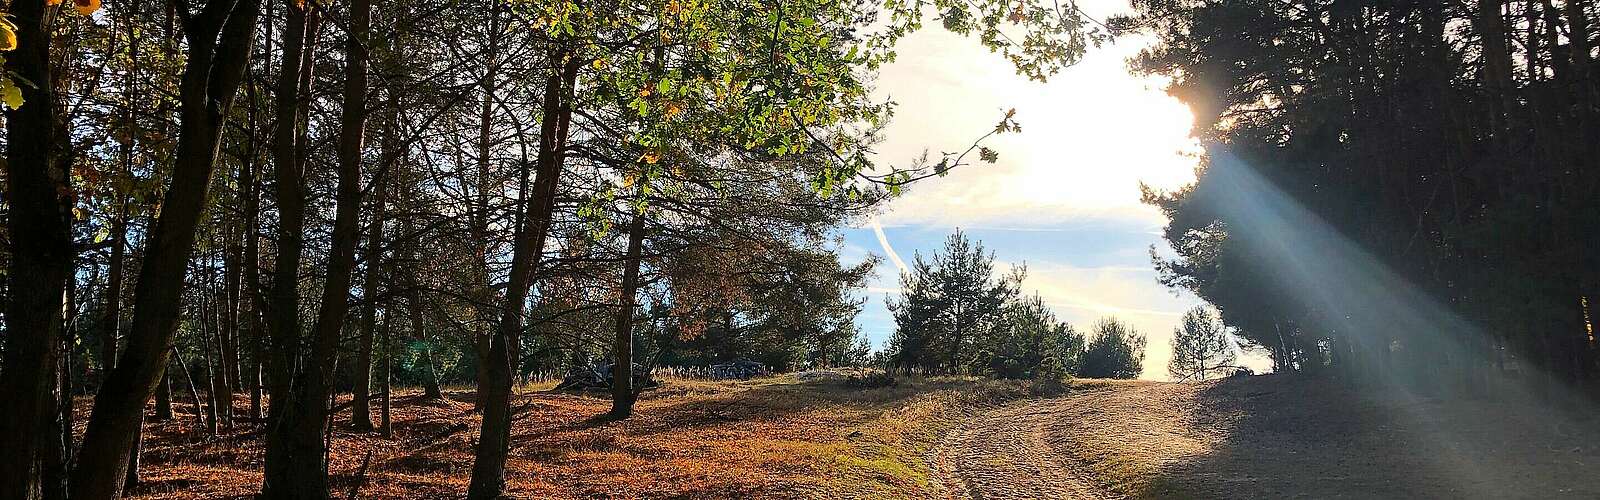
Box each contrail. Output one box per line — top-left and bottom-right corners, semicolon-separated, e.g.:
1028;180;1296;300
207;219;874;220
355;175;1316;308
871;216;909;274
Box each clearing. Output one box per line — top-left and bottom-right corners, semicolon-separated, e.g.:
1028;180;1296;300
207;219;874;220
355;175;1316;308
117;374;1599;499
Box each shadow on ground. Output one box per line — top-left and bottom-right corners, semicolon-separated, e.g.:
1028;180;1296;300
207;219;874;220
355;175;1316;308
1119;375;1600;499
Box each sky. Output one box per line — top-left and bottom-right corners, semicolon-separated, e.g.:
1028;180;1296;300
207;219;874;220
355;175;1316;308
836;0;1271;379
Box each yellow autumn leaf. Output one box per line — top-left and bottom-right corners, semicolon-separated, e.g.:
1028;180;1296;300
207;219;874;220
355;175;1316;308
640;151;661;165
75;0;101;15
0;24;16;52
47;0;64;5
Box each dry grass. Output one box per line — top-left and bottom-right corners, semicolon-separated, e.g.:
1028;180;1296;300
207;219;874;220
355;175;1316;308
109;373;1062;499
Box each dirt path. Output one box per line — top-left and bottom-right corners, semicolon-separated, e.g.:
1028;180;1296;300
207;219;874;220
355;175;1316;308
929;394;1122;500
930;377;1600;500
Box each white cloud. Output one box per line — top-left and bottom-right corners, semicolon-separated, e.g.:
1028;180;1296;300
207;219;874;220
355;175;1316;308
867;2;1200;229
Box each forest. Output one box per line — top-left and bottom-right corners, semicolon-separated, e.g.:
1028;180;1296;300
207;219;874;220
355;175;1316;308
3;0;1599;498
1124;0;1600;394
0;0;1106;497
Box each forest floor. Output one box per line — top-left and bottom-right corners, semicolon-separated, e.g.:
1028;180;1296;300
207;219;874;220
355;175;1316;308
113;372;1067;499
106;373;1600;499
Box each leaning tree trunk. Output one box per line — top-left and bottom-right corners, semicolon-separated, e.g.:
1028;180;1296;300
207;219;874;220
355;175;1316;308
0;1;72;497
467;52;580;500
69;1;263;498
610;211;647;419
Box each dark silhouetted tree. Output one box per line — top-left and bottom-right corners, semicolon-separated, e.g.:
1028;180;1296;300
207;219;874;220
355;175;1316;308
1168;306;1236;381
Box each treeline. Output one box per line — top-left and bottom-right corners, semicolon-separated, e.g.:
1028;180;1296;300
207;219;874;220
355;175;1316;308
1120;0;1600;392
884;230;1147;380
0;0;1106;497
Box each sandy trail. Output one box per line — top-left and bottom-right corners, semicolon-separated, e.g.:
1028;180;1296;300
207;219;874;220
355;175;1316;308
929;391;1125;500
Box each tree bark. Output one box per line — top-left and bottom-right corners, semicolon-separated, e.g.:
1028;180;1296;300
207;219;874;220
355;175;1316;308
69;1;263;497
0;1;72;497
610;211;648;419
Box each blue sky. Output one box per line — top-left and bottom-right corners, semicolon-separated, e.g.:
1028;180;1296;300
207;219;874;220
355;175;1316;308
835;0;1271;378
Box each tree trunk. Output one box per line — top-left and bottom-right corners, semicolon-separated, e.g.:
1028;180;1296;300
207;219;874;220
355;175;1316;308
263;0;369;493
203;288;221;435
123;412;143;492
410;277;444;400
262;1;314;495
244;155;266;421
243;31;266;423
154;371;172;421
174;347;207;432
347;0;379;433
223;227;243;393
380;314;394;438
1477;0;1517;134
69;1;263;497
41;327;71;500
399;172;444;401
467;51;580;500
103;212;127;379
210;247;233;430
610;212;648;419
469;6;504;412
0;1;72;496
